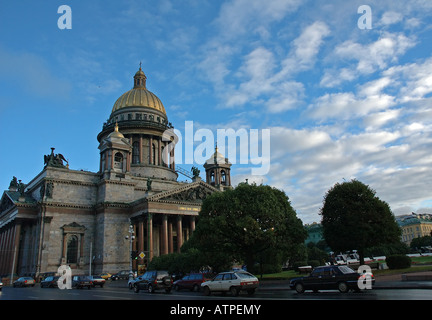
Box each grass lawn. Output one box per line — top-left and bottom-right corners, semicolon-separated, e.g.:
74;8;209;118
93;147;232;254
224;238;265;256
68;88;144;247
259;270;298;280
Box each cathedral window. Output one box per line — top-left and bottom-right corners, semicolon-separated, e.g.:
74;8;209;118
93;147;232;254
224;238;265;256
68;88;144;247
114;152;123;169
66;235;79;264
132;141;140;164
152;144;156;165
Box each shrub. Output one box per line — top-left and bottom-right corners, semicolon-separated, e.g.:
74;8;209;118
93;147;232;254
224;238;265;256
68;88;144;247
292;261;308;272
307;260;320;268
386;254;411;269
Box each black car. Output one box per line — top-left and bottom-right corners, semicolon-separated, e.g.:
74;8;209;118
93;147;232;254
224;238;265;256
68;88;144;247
40;276;60;288
72;276;93;289
111;270;132;280
289;265;375;293
133;270;173;294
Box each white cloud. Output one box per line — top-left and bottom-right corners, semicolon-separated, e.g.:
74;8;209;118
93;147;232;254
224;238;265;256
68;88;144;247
283;21;330;73
328;32;417;80
378;11;404;26
215;0;302;40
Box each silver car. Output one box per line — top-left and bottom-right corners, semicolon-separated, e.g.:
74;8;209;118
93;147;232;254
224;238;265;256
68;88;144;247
201;271;259;296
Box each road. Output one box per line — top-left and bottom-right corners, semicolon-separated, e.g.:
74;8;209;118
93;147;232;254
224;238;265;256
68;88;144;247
1;280;431;300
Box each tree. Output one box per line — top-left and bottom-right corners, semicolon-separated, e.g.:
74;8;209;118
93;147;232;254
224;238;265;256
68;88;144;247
321;179;401;264
410;236;432;252
184;183;307;273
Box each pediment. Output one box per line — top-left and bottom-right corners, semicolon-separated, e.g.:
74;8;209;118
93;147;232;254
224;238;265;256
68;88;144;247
0;192;15;213
147;180;219;204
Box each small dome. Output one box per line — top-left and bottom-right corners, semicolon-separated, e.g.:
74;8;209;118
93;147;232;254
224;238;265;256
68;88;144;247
107;123;125;139
206;146;230;165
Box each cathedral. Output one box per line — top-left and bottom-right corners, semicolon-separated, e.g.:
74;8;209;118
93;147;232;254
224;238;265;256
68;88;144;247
0;67;232;278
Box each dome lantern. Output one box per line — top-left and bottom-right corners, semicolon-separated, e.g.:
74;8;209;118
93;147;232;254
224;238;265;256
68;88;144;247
110;65;166;115
134;62;147;89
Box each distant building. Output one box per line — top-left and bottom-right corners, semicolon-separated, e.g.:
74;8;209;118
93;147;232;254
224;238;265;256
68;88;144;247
305;222;324;245
396;213;432;245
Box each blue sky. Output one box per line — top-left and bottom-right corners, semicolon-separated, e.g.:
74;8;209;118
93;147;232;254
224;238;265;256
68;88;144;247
1;0;432;224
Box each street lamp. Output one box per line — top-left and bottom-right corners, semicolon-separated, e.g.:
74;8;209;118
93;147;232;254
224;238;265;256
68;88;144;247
125;223;135;281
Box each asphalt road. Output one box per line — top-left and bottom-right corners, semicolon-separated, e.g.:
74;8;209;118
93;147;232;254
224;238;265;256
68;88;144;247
1;280;431;300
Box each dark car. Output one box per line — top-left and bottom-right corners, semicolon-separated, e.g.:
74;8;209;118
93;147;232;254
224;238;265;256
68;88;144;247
13;277;36;287
111;270;132;281
289;265;375;293
40;276;60;288
133;270;172;294
72;276;93;289
174;273;212;292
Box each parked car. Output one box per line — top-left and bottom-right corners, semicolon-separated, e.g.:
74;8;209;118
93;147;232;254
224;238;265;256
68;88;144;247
13;277;36;287
111;270;132;280
40;276;60;288
128;275;145;289
72;276;93;289
90;275;106;287
133;270;173;293
174;273;212;292
201;271;259;296
289;265;375;293
100;272;112;280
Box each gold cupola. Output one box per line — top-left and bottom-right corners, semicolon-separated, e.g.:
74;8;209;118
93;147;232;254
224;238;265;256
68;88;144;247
111;66;166;115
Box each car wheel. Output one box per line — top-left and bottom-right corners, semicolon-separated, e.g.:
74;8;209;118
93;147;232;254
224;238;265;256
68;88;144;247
230;286;239;297
133;285;140;293
203;286;211;296
295;282;305;294
148;285;154;293
338;282;349;293
193;284;199;292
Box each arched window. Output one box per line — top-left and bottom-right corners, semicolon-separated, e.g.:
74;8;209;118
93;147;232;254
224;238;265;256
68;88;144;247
114;152;123;169
67;235;78;264
210;171;215;184
221;170;226;185
152;144;156;165
132;141;140;164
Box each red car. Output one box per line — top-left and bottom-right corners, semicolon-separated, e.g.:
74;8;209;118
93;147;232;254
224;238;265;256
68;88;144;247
173;273;212;292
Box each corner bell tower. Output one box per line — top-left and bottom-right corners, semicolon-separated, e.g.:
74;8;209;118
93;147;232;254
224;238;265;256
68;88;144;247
204;146;232;190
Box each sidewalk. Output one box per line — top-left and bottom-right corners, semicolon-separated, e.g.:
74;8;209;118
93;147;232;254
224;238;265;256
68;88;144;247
258;271;432;291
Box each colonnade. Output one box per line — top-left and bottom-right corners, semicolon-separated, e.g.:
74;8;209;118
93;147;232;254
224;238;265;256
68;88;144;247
0;221;21;276
131;214;195;269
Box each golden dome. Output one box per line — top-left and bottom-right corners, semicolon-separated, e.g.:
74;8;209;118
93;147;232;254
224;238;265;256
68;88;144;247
107;123;125;139
111;67;166;115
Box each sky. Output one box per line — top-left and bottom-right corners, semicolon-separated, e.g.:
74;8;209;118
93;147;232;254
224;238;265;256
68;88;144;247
1;0;432;224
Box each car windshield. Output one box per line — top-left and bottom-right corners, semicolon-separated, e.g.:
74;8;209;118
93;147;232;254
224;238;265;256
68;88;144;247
338;266;355;274
157;271;169;279
236;272;256;279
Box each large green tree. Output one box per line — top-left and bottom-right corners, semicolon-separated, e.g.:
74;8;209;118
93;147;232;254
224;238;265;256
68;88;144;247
183;183;306;272
321;179;401;264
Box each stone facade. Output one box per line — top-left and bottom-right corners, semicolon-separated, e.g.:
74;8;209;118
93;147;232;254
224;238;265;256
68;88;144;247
0;67;231;278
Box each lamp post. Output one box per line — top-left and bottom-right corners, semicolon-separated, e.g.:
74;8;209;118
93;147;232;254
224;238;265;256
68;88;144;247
125;223;135;281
